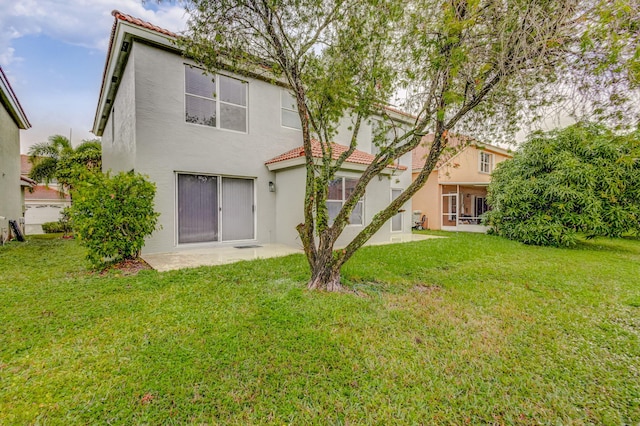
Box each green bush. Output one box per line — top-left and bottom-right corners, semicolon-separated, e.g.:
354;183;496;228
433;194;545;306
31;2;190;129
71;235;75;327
70;171;160;268
485;123;640;246
58;207;73;236
41;222;66;234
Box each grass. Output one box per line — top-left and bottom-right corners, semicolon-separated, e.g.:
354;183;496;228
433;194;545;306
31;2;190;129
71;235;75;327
0;232;639;424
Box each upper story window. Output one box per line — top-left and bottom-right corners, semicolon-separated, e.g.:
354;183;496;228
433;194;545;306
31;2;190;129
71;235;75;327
479;151;493;173
327;177;364;226
185;65;248;132
281;90;302;130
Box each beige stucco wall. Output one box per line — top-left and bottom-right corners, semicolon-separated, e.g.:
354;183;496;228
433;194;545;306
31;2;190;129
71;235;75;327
411;171;440;230
411;145;511;230
0;102;22;240
439;145;511;184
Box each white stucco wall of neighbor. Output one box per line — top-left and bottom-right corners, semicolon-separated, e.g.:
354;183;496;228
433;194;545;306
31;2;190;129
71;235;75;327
0;102;22;231
100;34;412;254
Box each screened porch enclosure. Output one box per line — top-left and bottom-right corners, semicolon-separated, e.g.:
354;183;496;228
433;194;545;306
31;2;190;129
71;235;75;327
441;184;489;232
178;174;255;244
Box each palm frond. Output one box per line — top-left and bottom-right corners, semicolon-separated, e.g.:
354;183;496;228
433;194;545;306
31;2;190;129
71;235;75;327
28;157;58;184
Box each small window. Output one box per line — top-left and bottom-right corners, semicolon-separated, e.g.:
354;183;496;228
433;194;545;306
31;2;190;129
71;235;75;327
327;177;364;225
185;65;247;132
479;151;493;173
281;90;301;130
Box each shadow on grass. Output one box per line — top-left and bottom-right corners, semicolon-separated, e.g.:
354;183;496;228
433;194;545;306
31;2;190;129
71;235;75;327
572;237;640;255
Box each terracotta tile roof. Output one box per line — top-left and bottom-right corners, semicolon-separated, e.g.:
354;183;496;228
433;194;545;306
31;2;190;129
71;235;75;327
265;139;407;170
26;185;70;201
21;154;31;174
111;10;177;38
382;105;416;120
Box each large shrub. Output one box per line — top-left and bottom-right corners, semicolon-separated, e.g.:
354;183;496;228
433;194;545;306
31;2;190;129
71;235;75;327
485;123;640;246
70;171;160;268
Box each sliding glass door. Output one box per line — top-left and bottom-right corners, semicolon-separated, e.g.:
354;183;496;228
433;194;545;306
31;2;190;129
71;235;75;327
178;174;218;243
221;177;254;241
178;174;254;244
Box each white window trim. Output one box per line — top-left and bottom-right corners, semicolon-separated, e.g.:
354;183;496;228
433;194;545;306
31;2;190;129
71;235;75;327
184;65;249;134
442;192;458;225
479;151;493;174
449;194;457;218
281;89;302;131
390;188;403;233
327;176;365;226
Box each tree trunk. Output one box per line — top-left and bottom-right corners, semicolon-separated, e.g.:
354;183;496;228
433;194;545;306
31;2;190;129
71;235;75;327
307;261;342;291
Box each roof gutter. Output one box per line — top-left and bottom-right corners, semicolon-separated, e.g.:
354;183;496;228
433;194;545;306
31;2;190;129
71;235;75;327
0;67;31;129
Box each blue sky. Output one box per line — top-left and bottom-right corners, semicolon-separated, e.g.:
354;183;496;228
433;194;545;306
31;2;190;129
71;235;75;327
0;0;187;153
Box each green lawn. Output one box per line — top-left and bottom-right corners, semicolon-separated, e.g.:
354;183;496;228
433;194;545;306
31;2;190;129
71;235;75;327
1;233;639;424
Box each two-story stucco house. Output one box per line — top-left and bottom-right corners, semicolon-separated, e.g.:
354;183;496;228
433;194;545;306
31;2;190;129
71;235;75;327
92;11;413;255
412;135;512;232
0;67;32;243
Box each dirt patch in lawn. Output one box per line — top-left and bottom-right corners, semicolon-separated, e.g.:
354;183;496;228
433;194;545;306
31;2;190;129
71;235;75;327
100;258;153;276
412;284;442;293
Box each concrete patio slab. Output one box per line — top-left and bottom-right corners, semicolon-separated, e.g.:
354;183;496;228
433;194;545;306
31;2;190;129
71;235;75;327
142;233;445;272
143;243;302;272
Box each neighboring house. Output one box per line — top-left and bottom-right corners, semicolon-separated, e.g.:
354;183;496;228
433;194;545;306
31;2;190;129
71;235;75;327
0;66;31;243
20;155;71;234
412;135;512;232
92;11;413;254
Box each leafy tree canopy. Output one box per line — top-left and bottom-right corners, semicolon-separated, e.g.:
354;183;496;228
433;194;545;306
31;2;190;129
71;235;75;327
485;123;640;246
179;0;639;290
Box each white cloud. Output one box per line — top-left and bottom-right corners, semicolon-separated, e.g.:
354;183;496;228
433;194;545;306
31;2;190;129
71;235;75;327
0;46;16;66
0;0;188;66
0;0;190;151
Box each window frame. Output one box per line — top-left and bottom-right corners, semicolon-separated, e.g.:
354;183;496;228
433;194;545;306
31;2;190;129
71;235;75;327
281;89;302;130
390;188;403;232
479;151;493;174
184;65;249;134
327;177;364;226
